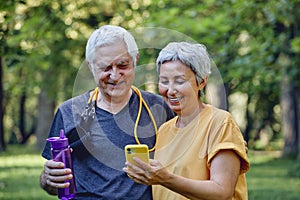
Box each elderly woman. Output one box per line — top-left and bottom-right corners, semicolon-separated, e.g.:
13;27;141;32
123;42;250;200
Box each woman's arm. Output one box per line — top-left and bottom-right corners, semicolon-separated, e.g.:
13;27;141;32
123;149;240;200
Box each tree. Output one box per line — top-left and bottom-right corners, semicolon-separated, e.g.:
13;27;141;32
7;0;152;151
2;0;299;157
143;0;300;156
0;0;21;151
0;56;4;151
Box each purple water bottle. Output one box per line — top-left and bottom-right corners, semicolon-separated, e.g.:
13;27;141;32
47;129;76;200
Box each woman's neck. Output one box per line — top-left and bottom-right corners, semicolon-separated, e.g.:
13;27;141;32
176;103;205;128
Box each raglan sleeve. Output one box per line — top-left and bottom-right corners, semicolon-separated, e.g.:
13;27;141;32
207;114;250;174
41;109;65;160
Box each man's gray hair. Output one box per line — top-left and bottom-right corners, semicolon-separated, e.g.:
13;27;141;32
85;25;138;67
156;42;211;85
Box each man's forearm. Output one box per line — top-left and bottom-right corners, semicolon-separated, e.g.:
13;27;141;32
40;170;58;195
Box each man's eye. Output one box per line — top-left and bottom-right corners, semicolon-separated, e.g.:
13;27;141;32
118;64;128;69
117;61;130;68
96;65;112;72
94;64;108;71
104;66;113;71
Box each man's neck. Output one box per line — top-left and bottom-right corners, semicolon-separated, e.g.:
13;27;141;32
96;90;132;114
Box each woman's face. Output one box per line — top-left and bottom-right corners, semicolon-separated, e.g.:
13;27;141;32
158;60;203;116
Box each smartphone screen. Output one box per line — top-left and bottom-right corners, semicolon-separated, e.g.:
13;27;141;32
125;144;149;164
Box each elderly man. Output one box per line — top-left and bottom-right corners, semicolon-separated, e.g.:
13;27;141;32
40;25;175;199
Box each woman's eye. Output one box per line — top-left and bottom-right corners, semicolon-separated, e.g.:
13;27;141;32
159;80;168;85
175;80;185;85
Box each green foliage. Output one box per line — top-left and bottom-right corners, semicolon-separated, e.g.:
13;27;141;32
1;0;299;152
143;0;300;149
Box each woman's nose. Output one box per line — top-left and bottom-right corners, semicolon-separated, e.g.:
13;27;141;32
167;84;177;95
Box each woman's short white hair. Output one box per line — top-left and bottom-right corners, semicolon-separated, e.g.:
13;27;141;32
156;42;211;85
85;25;138;67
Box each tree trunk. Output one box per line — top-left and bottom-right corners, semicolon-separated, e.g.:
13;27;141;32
280;73;298;157
35;90;55;152
0;56;5;151
206;82;228;111
244;95;252;142
205;64;229;111
19;91;27;143
296;89;300;161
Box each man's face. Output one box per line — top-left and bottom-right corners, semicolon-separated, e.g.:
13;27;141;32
91;40;135;101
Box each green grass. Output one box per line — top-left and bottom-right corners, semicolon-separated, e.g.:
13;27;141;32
1;145;300;200
0;144;56;200
247;151;300;200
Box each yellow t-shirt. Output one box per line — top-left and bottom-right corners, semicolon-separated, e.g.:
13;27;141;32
153;104;250;200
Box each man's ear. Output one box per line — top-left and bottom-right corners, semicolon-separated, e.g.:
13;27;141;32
87;61;93;72
136;54;139;64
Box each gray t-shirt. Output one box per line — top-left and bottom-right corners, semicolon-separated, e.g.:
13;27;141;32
42;89;175;200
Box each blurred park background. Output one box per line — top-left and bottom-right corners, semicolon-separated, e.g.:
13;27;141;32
0;0;300;199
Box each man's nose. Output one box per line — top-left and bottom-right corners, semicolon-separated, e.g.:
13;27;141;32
109;66;120;80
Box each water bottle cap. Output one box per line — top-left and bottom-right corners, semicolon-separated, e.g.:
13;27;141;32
47;130;69;149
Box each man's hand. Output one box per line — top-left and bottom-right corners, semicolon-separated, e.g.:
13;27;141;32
40;160;73;195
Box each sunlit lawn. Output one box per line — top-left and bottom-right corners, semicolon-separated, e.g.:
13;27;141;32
0;144;56;200
247;151;300;200
1;145;300;200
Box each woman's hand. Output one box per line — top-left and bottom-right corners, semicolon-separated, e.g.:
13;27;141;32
123;158;170;185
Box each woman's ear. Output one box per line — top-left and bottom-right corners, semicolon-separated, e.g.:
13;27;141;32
199;77;208;90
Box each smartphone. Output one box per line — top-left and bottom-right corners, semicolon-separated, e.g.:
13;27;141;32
125;144;149;164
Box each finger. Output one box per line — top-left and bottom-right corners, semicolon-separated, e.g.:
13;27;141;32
125;161;153;180
124;164;145;177
45;160;65;169
129;165;146;176
49;173;73;182
46;176;72;189
45;171;73;188
149;159;160;166
45;167;72;176
131;176;144;184
132;157;149;168
125;161;143;173
123;167;135;178
123;167;150;185
137;175;150;185
144;170;151;179
128;172;148;184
